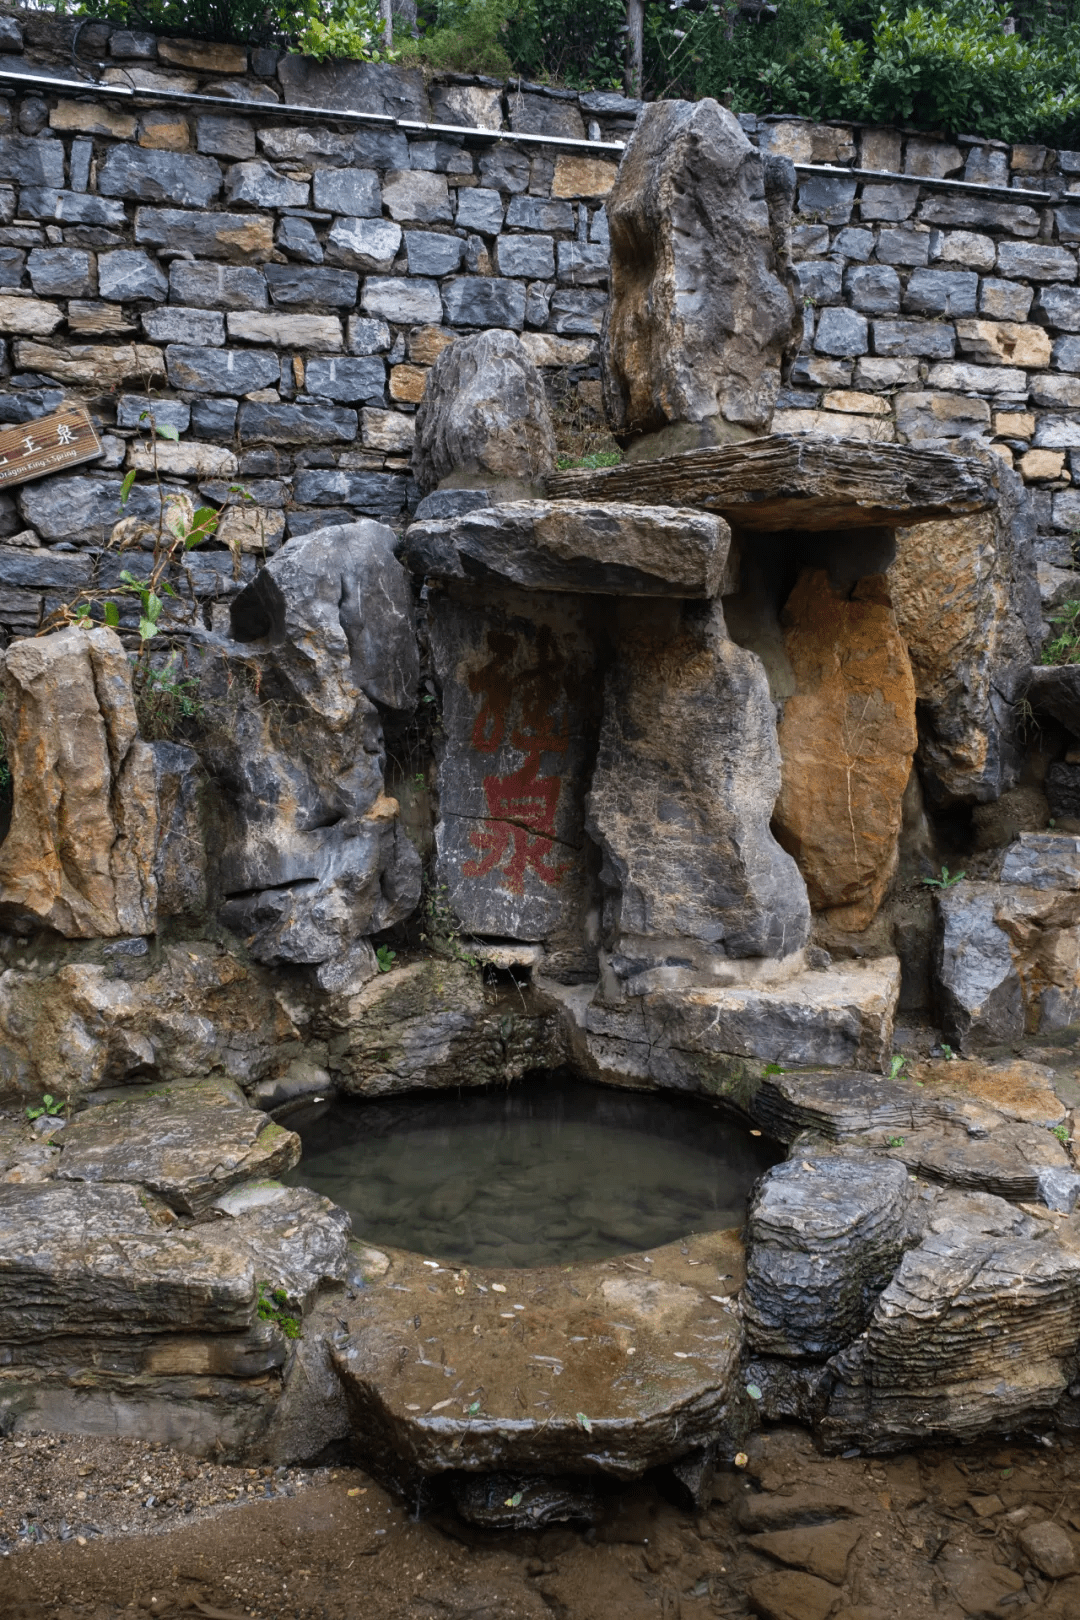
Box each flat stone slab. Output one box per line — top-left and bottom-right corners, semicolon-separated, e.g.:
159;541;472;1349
545;436;996;532
0;1182;256;1341
57;1083;301;1216
404;500;729;598
553;958;901;1085
331;1230;746;1489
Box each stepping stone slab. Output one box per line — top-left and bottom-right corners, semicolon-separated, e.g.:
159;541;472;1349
330;1229;746;1491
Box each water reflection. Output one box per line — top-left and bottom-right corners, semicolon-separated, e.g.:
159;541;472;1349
281;1069;779;1268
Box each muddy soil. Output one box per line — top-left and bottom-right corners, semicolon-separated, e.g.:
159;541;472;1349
3;1425;1080;1619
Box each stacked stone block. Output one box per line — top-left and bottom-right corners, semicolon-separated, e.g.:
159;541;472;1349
0;8;1079;634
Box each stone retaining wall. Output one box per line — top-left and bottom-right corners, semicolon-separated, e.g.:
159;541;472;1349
0;8;1077;632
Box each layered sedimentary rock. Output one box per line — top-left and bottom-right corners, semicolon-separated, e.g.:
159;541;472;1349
586;598;811;986
773;570;917;932
413;329;556;494
744;1156;915;1359
889;465;1039;806
404;499;729;599
0;627;157;937
1026;664;1080;738
601;99;800;449
545;437;998;532
821;1192;1080;1451
202;520;421;964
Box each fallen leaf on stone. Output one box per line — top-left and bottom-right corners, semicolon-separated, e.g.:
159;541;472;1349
404;1404;421;1411
347;1488;362;1497
734;1453;748;1468
746;1384;763;1401
491;1283;507;1293
801;1161;815;1172
577;1412;593;1433
430;1399;453;1411
504;1492;523;1507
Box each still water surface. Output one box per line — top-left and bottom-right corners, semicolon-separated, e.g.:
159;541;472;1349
281;1071;778;1268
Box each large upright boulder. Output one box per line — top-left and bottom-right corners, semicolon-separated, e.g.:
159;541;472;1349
201;521;421;965
601;99;800;452
413;330;557;495
773;570;917;933
427;584;602;978
0;627;157;937
586;598;811;989
888;464;1039;806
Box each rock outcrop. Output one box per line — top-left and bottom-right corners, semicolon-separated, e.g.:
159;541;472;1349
0;627;157;938
821;1192;1080;1451
601;99;800;451
774;570;917;932
202;520;421;965
889;465;1039;807
587;598;811;984
413;329;556;494
404;498;729;598
935;836;1080;1048
743;1155;915;1358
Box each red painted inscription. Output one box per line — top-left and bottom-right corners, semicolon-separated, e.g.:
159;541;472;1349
461;628;571;895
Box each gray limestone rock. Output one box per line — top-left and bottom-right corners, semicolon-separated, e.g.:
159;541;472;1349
196;113;256;160
404;500;727;598
0;1181;256;1341
0;135;64;188
360;275;441;324
935;882;1024;1049
204;520;420;964
820;1191;1080;1451
276;215;322;263
26;246;92;298
191;396;238;439
744;1155;915;1358
98;249;168;302
224;159;308;209
326;217;402;272
166;344;279;396
21;187;126;226
135;208;274;261
496;234;555;280
404;230;463;277
238;403;358;445
98;146;223;208
601;98;800;445
412;329;556;495
456;188;505;235
117;394;190;433
168;260;268;310
310;166;380;216
586;599;811;968
291;470;406;515
56;1085;300;1218
442;276;527;330
1000;832;1080;890
277;56;431;121
264;262;358;308
303;355;385;404
141;306;226;346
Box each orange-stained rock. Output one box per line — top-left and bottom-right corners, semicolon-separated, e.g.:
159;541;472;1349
888;465;1037;806
0;627;157;937
773;570;917;932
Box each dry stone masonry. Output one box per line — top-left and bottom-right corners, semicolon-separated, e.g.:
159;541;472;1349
3;5;1080;1520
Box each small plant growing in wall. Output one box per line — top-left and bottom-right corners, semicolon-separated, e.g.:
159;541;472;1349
922;866;966;890
25;1093;64;1122
375;945;397;973
257;1284;301;1340
1041;600;1080;667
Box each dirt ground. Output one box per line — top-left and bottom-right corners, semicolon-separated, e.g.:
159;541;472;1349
3;1425;1080;1619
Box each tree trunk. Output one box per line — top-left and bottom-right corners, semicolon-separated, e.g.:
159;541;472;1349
381;0;394;51
625;0;644;96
